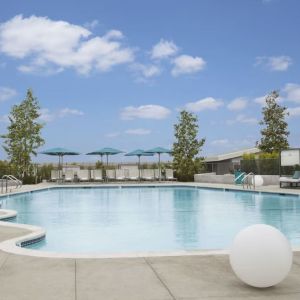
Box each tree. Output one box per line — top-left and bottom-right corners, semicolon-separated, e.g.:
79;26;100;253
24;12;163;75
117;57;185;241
172;110;205;181
1;89;45;178
256;90;289;153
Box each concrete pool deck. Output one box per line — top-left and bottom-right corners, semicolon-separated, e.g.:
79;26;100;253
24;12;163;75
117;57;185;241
0;226;300;300
1;182;300;299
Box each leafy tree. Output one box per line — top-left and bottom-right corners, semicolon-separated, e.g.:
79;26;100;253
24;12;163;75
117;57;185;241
172;110;205;181
257;90;289;153
1;89;45;178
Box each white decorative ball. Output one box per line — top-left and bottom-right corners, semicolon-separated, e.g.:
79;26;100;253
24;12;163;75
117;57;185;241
230;224;292;288
252;175;264;187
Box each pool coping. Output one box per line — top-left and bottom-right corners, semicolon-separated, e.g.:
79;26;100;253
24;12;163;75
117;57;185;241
0;182;300;258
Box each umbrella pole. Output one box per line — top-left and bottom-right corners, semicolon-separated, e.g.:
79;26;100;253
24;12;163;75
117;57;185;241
61;155;64;182
138;155;141;181
158;153;161;181
58;156;60;181
106;154;109;166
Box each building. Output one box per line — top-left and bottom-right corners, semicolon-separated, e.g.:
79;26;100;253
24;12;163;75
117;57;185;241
204;147;260;175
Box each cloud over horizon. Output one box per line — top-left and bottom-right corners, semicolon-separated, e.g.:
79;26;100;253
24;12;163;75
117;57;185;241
0;15;134;75
255;56;292;71
39;107;84;122
121;104;171;120
227;97;248;111
171;55;206;76
185;97;223;112
151;39;178;60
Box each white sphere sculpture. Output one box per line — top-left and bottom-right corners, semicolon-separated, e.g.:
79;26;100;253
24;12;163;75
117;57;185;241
230;224;292;288
252;175;264;187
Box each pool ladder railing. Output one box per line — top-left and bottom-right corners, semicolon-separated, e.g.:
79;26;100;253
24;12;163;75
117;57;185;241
241;172;255;190
1;175;22;194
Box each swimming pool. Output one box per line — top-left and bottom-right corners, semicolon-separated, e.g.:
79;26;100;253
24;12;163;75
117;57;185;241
1;186;300;254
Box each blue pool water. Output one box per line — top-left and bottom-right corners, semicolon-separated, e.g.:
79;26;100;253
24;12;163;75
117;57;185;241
1;186;300;253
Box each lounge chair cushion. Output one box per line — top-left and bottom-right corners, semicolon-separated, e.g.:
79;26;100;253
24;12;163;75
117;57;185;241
279;177;300;182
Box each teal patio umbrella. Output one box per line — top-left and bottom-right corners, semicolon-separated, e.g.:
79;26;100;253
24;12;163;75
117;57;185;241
145;147;172;181
87;147;123;165
125;149;154;179
40;147;80;180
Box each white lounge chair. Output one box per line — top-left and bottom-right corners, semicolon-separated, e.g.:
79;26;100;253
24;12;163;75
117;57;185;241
128;168;139;180
142;169;155;181
51;170;59;182
165;169;176;181
64;170;74;182
91;169;103;181
77;169;90;182
106;169;116;181
116;169;126;181
280;171;300;188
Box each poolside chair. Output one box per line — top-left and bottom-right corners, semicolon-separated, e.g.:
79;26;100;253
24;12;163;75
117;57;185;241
128;168;139;180
165;169;177;181
142;169;155;181
91;169;103;181
77;169;90;182
64;170;74;182
154;169;162;180
106;169;116;181
116;169;126;181
51;170;59;182
280;171;300;188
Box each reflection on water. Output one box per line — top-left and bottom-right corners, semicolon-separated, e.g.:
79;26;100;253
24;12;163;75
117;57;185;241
3;187;300;253
172;188;200;248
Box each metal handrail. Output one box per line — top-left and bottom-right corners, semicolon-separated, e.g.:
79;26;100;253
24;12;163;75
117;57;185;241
1;175;22;193
2;175;22;187
241;172;255;190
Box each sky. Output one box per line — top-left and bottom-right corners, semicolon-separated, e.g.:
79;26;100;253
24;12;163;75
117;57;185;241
0;0;300;163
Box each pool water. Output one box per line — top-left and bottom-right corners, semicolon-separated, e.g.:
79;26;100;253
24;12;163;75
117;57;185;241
2;187;300;253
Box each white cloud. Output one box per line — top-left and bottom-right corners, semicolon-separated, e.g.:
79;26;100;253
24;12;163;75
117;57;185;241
58;108;84;117
18;64;64;75
255;56;292;71
0;15;134;75
39;107;84;122
0;87;17;102
151;39;178;60
287;107;300;117
211;139;229;146
185;97;223;112
254;95;267;106
106;132;120;138
125;128;151;135
121;104;171;120
131;63;161;80
283;83;300;103
103;30;124;40
227;114;258;125
39;108;55;122
83;20;99;30
172;55;206;76
236;114;258;124
227;97;247;111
